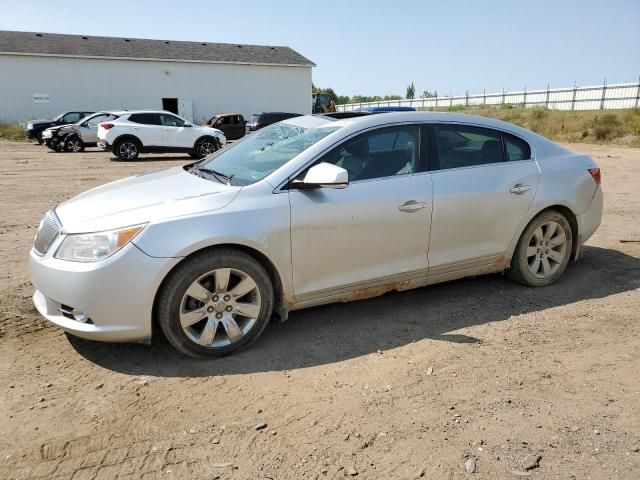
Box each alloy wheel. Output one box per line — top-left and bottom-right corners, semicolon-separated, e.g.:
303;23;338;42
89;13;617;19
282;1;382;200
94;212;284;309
525;220;568;279
199;141;217;157
179;268;261;348
67;138;82;152
119;142;138;160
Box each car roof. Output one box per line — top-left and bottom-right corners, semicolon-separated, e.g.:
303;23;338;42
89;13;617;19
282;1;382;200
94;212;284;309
213;112;241;117
284;111;569;157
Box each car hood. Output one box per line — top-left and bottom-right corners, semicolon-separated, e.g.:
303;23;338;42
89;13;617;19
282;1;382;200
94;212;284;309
55;166;240;233
30;119;59;126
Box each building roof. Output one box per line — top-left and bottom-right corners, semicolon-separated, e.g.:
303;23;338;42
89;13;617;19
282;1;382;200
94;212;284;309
0;30;315;67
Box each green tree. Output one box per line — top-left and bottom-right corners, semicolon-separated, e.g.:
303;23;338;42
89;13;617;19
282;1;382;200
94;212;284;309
420;90;436;99
406;82;415;100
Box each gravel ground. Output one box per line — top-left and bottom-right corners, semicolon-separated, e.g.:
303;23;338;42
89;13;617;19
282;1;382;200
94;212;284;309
0;141;639;480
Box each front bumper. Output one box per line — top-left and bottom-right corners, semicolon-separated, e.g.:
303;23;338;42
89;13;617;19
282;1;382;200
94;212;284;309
25;128;36;139
29;240;179;342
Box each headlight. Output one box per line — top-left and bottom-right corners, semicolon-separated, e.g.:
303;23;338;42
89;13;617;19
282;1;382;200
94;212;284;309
55;224;146;262
27;123;33;129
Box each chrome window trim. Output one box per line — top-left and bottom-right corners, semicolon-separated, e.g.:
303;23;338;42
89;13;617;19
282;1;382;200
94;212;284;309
273;120;536;193
273;121;427;193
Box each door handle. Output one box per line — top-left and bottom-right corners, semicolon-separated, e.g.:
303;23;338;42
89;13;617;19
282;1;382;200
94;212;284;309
510;184;532;195
399;201;426;212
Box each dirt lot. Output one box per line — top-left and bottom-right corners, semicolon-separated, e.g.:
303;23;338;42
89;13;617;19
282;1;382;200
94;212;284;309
0;142;639;480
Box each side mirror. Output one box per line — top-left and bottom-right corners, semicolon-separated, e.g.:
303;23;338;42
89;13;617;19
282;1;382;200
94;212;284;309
293;163;348;190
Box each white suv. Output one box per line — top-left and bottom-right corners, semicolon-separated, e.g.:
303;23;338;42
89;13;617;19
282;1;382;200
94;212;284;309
97;110;226;161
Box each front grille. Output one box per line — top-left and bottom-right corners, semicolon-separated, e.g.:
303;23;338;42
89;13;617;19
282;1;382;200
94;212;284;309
34;211;61;255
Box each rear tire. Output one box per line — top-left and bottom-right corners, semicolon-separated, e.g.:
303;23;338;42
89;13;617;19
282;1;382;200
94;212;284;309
115;138;140;161
157;249;274;358
507;210;573;287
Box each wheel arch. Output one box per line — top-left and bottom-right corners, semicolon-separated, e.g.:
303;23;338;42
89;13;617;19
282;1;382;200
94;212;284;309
522;204;579;262
151;243;287;340
113;134;143;150
193;135;220;149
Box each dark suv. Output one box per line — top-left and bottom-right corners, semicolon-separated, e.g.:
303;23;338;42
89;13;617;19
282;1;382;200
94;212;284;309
205;113;246;140
26;111;94;144
246;112;302;132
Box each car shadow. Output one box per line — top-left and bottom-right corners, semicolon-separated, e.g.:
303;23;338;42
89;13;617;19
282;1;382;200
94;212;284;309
69;245;640;377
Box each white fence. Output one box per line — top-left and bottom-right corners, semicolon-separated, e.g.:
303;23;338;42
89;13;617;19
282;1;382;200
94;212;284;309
337;80;640;112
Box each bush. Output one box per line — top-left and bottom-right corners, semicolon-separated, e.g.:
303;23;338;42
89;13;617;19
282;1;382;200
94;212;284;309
0;123;26;141
592;113;622;140
447;105;465;112
529;107;548;121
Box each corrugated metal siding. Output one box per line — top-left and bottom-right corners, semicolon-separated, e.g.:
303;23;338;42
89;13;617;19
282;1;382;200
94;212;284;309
0;55;312;123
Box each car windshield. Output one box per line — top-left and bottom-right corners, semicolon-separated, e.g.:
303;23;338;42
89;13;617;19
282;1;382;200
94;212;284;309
196;122;339;186
53;112;66;121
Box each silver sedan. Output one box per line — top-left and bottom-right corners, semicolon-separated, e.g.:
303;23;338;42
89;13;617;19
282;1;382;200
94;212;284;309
29;112;603;358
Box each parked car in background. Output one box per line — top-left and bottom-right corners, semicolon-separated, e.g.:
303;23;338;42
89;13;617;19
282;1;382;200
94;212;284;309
43;112;118;152
357;106;417;112
26;111;94;144
97;110;226;161
246;112;302;132
30;112;602;358
205;113;246;140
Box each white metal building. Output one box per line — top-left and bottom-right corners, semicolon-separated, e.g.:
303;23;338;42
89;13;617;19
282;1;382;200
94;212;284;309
0;31;315;123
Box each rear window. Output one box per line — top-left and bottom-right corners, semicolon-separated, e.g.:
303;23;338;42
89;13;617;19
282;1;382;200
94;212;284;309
503;133;531;161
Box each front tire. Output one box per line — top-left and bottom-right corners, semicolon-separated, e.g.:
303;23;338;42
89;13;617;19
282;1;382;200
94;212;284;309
65;135;85;153
36;132;44;145
193;138;219;159
115;139;140;161
157;249;274;358
507;210;573;287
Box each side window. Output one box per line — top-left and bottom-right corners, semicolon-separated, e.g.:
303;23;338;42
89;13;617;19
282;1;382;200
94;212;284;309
62;112;81;123
433;124;503;170
86;114;108;127
319;125;419;181
159;114;185;127
503;133;531;161
128;113;160;125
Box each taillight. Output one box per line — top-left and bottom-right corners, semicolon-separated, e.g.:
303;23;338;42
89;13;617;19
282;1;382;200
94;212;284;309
100;123;114;130
588;167;601;185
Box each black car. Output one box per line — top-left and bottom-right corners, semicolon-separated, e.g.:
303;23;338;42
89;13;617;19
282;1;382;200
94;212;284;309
246;112;303;132
205;113;246;140
25;111;94;144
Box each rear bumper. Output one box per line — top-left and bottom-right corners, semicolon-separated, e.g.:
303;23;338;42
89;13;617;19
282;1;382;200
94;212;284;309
575;186;603;257
97;140;111;151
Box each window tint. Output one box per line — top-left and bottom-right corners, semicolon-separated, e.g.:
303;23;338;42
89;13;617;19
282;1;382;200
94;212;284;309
128;113;160;125
159;114;185;127
433;124;503;170
62;112;81;123
504;133;531;161
319;126;419;181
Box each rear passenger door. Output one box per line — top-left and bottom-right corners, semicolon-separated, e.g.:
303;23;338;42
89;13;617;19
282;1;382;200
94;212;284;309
128;113;163;147
427;123;539;274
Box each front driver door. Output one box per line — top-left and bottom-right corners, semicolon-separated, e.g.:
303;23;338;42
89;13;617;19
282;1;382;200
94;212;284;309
159;113;189;148
289;124;432;302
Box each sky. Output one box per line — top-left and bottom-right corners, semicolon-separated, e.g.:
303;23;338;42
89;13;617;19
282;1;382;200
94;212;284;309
1;0;638;98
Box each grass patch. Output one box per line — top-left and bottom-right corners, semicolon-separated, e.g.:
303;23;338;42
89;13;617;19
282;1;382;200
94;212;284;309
418;105;640;145
0;123;28;142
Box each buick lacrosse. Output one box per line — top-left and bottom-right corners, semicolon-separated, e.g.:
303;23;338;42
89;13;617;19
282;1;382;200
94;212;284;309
29;112;603;358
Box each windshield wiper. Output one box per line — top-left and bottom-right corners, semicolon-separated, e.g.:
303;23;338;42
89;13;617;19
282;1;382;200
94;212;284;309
196;166;234;185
